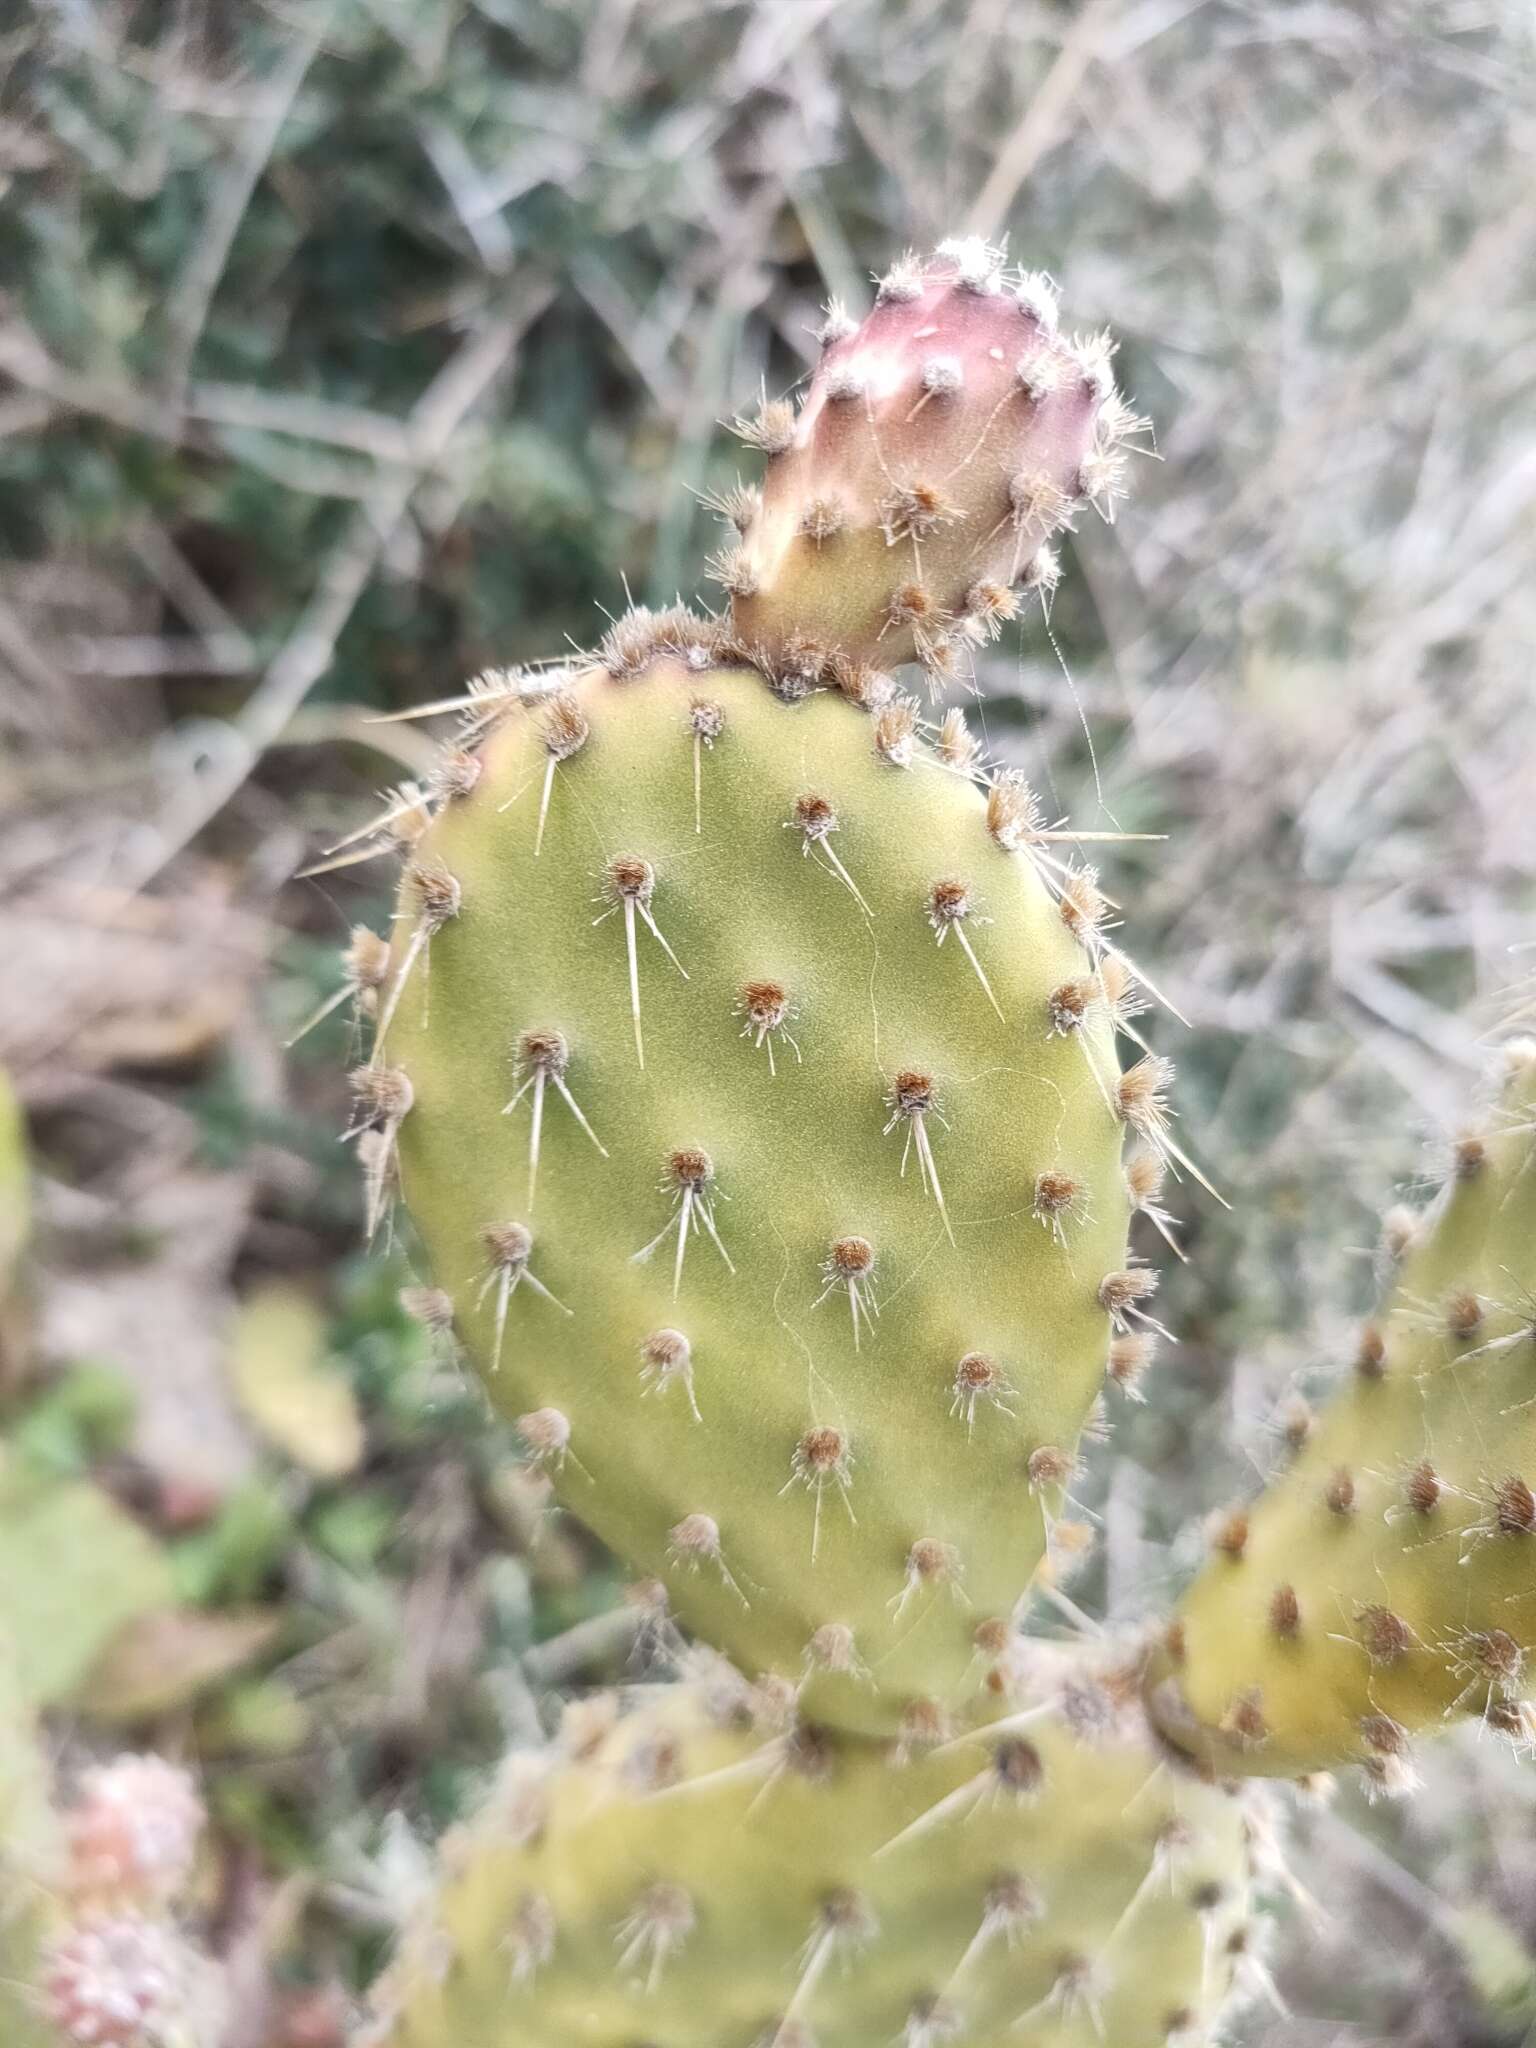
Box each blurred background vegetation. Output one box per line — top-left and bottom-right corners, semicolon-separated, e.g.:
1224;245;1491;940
2;2;1535;2041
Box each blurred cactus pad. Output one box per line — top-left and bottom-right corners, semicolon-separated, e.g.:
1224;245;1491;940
366;1661;1261;2048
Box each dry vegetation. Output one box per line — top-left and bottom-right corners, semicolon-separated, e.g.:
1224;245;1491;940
2;2;1535;2040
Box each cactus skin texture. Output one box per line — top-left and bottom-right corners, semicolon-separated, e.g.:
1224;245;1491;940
365;1662;1259;2048
1149;1040;1536;1782
724;239;1138;688
382;654;1136;1738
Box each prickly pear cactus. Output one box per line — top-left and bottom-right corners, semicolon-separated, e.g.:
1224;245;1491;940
722;238;1141;692
375;646;1159;1737
1149;1038;1536;1781
366;1658;1261;2048
316;233;1536;2048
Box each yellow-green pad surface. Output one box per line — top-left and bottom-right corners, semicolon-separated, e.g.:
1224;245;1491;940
387;660;1132;1735
367;1671;1255;2048
1152;1043;1536;1777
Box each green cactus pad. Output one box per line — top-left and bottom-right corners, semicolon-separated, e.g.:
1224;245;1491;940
376;650;1142;1737
1149;1040;1536;1781
365;1662;1259;2048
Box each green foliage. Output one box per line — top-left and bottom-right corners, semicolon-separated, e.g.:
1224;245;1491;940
5;1362;137;1474
168;1479;295;1606
0;1450;174;1708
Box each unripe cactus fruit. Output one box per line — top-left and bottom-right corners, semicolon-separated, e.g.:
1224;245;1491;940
723;240;1142;690
375;649;1148;1736
364;1663;1259;2048
1149;1040;1536;1781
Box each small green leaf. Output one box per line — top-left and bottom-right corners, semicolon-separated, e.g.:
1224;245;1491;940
0;1454;173;1707
230;1286;365;1479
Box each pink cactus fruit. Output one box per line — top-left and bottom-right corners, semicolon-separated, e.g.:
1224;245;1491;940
723;236;1143;690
